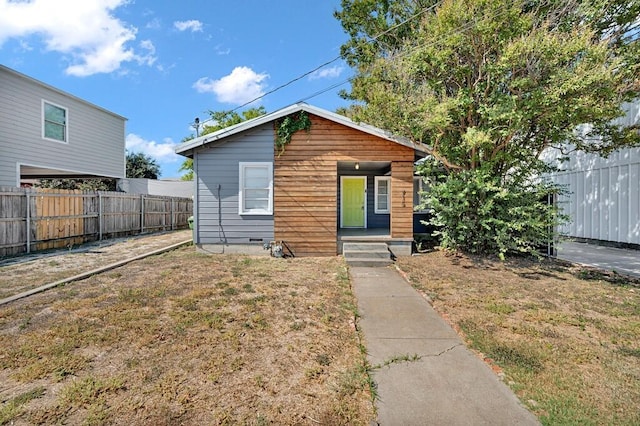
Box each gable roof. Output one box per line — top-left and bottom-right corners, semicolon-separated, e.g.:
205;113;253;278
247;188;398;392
175;102;429;157
0;65;127;121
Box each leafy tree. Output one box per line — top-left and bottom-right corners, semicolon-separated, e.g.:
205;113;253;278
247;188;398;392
36;178;116;191
37;151;161;190
336;0;639;256
179;107;267;180
177;158;193;181
126;151;160;179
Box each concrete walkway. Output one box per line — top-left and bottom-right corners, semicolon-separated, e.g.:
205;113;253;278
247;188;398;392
350;266;539;426
556;241;640;278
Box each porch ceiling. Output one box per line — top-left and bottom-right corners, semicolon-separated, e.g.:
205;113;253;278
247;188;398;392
337;160;390;173
20;165;119;180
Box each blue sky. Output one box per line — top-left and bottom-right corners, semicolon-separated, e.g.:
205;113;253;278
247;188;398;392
0;0;351;179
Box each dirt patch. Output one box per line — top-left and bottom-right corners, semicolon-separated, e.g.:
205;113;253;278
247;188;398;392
397;251;640;425
0;248;373;425
0;230;192;300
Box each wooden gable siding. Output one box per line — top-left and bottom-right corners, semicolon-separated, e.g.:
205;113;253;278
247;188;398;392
274;114;415;257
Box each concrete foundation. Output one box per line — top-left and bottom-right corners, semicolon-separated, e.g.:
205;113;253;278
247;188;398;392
196;244;270;256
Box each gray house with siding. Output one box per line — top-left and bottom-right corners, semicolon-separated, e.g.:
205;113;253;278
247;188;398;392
181;122;276;248
176;103;430;257
0;65;126;187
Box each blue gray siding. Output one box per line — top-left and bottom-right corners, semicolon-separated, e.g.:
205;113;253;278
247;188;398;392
0;66;126;187
194;124;274;244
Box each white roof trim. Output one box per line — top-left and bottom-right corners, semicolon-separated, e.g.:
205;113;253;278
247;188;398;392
175;102;429;156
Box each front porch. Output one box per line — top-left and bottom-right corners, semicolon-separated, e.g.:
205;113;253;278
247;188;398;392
337;227;413;256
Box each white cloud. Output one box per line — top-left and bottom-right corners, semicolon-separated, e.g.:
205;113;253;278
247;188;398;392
0;0;156;76
18;40;33;51
215;44;231;55
174;20;203;32
126;133;180;164
308;65;344;80
146;17;161;30
193;66;269;105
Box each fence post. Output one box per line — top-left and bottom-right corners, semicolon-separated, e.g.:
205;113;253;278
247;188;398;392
140;194;145;233
26;190;31;254
170;199;174;230
98;192;103;241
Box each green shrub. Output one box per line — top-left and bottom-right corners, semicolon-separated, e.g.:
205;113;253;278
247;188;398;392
425;168;567;258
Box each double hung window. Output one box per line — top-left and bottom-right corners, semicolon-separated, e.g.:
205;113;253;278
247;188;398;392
239;162;273;215
43;101;67;143
374;176;390;214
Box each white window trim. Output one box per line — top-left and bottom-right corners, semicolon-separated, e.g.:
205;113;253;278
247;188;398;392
374;176;391;214
42;99;68;144
239;162;273;215
414;176;431;213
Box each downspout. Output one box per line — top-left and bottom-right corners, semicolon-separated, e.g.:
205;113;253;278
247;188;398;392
193;152;199;245
218;184;225;243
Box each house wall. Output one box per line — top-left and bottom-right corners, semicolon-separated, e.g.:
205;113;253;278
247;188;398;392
194;124;274;246
274;114;415;257
118;178;194;198
0;66;125;187
551;146;640;245
545;101;640;245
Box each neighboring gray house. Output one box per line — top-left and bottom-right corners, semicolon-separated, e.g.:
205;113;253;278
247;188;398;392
117;178;194;198
0;65;126;187
545;101;640;247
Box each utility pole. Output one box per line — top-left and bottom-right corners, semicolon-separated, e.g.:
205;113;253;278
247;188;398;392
193;117;200;137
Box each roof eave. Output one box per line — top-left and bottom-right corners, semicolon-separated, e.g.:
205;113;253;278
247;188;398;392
174;102;431;156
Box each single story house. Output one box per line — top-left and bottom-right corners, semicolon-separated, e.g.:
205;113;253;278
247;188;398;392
175;103;430;257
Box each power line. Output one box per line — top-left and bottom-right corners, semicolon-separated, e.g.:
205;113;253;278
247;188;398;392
191;0;526;131
297;1;515;105
186;1;519;143
190;2;443;129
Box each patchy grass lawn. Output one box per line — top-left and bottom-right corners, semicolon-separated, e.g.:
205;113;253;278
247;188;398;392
0;231;191;300
397;251;640;426
0;248;373;425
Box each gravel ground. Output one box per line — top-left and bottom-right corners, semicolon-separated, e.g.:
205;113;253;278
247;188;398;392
0;230;192;300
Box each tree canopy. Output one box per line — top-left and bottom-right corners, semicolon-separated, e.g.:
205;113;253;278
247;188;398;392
179;107;267;180
125;151;160;179
37;151;161;190
335;0;640;256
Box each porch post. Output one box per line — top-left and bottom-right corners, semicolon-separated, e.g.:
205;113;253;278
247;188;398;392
390;161;414;239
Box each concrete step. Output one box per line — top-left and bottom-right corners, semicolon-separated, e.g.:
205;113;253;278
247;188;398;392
344;250;390;259
343;242;392;267
343;242;389;252
346;257;393;267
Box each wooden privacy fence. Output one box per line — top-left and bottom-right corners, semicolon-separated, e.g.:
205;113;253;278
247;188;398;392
0;187;193;257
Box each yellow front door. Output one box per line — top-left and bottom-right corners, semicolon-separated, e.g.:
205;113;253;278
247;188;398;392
342;177;366;228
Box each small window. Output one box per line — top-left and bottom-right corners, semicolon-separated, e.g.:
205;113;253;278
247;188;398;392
374;176;391;214
239;162;273;215
414;176;430;213
42;101;68;143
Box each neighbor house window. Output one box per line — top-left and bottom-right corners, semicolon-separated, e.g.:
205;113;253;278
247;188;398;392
42;101;68;143
414;176;430;213
374;176;391;214
239;162;273;215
